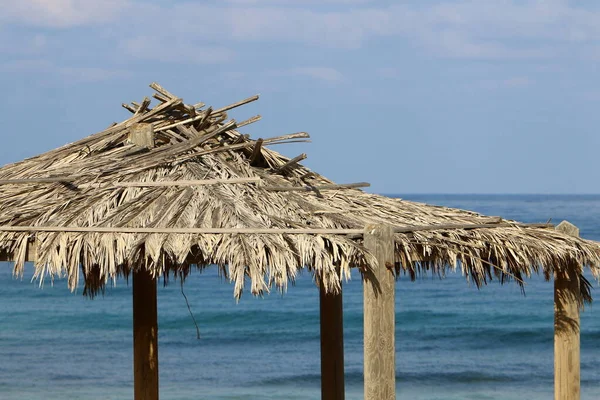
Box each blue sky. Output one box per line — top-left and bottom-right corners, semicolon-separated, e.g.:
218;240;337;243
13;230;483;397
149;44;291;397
1;0;599;194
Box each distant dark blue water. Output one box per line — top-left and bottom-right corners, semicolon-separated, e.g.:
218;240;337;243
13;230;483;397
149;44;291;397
1;194;600;399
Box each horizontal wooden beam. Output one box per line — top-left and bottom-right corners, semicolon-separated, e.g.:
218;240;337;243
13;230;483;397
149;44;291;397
0;221;554;236
80;177;261;189
0;226;365;235
0;177;261;188
265;182;370;192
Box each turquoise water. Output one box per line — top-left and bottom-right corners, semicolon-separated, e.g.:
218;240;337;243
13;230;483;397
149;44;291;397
2;194;600;399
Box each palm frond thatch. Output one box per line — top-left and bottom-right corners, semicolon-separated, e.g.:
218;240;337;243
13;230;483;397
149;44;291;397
0;83;598;300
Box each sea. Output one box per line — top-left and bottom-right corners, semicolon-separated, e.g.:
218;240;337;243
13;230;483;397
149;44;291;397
2;194;600;400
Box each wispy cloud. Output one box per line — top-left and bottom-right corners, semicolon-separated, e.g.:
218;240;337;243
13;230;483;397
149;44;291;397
4;1;600;64
0;58;130;83
58;66;131;83
225;0;373;4
122;36;234;64
376;67;401;79
114;1;600;59
290;67;344;82
271;67;344;82
0;0;129;28
503;77;532;88
478;76;533;90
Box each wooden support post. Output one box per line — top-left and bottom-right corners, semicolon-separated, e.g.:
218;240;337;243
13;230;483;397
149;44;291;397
363;224;395;400
320;276;345;400
133;269;159;400
554;220;580;400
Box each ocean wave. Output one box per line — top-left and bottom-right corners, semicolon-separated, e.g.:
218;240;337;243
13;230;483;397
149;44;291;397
254;369;529;387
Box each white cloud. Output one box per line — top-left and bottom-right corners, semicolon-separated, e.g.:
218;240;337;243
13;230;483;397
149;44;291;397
0;59;130;83
0;0;128;28
288;67;344;82
58;66;131;83
120;1;600;59
376;67;401;79
122;36;234;64
268;66;344;82
503;77;531;88
478;76;533;90
4;1;600;63
225;0;373;4
0;59;52;71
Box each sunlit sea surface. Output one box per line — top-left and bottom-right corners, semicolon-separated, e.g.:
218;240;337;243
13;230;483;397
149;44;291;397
2;194;600;399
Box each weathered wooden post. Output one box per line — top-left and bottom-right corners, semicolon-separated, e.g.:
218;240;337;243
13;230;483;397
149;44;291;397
319;274;345;400
133;268;159;400
130;124;159;400
554;220;581;400
363;224;395;400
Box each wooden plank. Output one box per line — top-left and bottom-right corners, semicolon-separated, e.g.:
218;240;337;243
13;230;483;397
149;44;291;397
554;220;581;400
363;224;395;400
78;177;261;189
249;138;264;166
237;115;261;128
320;276;345;400
264;182;370;192
134;97;152;116
133;268;159;400
274;153;307;173
149;82;177;99
0;221;555;235
0;226;366;235
128;123;155;149
154;110;210;133
212;95;259;114
122;103;137;113
167;132;311;166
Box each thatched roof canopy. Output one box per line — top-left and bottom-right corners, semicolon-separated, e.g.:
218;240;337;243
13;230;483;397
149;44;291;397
1;83;599;299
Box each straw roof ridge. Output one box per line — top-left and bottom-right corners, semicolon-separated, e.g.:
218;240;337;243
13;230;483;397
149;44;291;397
0;82;599;300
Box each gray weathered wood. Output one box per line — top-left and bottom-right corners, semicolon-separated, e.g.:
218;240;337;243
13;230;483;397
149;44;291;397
154;110;210;132
134;97;151;116
265;182;370;192
274;153;307;173
237;115;261;128
0;226;366;235
150;82;177;99
129;123;155;149
555;220;581;400
213;95;259;114
320;277;345;400
78;177;260;189
363;224;395;400
0;221;555;236
133;268;159;400
249;138;264;166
